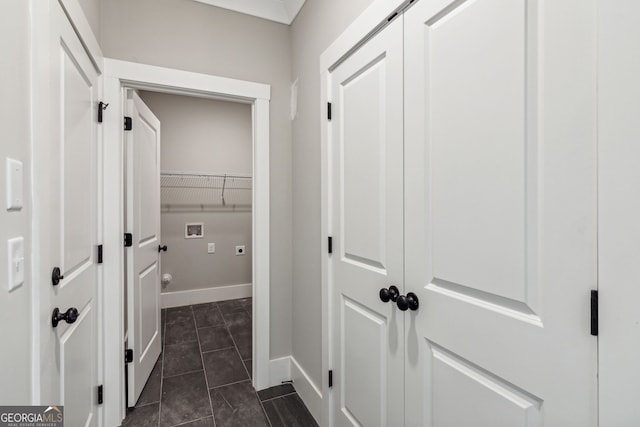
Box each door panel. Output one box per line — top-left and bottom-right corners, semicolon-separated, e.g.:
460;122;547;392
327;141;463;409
330;18;404;427
126;91;162;406
45;1;100;425
404;0;597;426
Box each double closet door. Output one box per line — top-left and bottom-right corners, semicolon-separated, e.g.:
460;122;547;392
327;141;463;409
329;0;597;426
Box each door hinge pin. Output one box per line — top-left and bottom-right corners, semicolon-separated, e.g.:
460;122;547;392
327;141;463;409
124;233;133;247
125;349;133;364
328;236;333;255
97;101;108;123
97;244;103;264
124;116;132;131
97;385;103;405
328;370;333;388
327;102;332;121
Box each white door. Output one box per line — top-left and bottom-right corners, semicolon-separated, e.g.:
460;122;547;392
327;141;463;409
125;91;162;406
404;0;597;425
329;18;405;427
39;1;100;425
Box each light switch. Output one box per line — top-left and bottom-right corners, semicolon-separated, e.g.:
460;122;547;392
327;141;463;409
7;237;24;292
207;243;215;254
6;158;23;211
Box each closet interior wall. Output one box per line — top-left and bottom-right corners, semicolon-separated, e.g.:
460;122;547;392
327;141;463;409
139;91;253;294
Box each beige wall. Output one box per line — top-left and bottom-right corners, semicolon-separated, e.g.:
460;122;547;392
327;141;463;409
0;0;32;404
290;0;373;387
101;0;293;358
139;91;253;292
77;0;101;39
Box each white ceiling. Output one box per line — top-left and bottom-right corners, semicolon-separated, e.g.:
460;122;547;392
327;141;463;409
192;0;306;25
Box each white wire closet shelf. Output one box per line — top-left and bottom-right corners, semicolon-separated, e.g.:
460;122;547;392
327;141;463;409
160;171;252;211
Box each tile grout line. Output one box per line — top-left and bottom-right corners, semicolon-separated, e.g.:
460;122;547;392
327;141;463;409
259;391;300;403
193;305;218;427
158;309;166;427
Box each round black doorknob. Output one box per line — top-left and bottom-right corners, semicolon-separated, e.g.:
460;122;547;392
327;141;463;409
379;285;400;303
158;245;168;252
51;267;64;286
396;292;419;311
52;307;79;328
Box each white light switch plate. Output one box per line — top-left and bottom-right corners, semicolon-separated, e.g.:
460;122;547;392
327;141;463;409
6;158;23;211
207;243;215;254
7;237;24;292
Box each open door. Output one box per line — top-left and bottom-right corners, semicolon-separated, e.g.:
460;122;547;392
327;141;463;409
36;1;100;425
125;90;162;406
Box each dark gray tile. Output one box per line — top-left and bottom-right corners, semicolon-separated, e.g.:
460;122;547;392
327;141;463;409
136;354;162;406
258;384;295;401
193;304;224;328
166;305;193;323
203;348;249;387
223;310;251;329
262;394;318;427
121;402;159;427
217;300;245;317
243;359;252;379
165;318;198;345
210;381;269;427
160;371;212;427
161;309;166;345
229;323;252;360
179;417;215;427
198;325;234;352
238;297;252;311
163;341;202;377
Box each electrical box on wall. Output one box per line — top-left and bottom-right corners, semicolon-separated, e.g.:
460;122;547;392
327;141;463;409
185;223;204;239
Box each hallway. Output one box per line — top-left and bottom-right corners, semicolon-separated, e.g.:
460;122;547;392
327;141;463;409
121;298;317;427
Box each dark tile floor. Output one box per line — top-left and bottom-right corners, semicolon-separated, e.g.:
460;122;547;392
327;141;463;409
121;298;318;427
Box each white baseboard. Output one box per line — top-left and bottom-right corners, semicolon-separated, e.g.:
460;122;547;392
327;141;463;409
267;356;292;388
291;356;323;425
161;283;252;308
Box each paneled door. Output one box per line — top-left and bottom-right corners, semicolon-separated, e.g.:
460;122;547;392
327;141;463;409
404;0;597;425
40;1;100;425
125;91;162;406
329;18;405;427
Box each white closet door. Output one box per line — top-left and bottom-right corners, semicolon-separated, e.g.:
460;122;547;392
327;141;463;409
329;18;404;427
126;91;162;406
403;0;597;425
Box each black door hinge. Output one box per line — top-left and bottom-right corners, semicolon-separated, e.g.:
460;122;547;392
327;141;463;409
97;385;104;405
327;102;332;121
328;236;333;254
97;101;108;123
125;349;134;364
328;370;333;388
97;244;103;264
590;290;598;336
124;233;133;247
124;116;133;131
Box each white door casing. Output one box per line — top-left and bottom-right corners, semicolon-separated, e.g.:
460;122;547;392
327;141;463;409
329;18;405;427
404;0;597;426
34;1;101;425
125;91;162;406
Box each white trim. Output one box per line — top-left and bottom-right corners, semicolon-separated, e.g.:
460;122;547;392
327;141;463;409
291;356;323;425
191;0;305;25
58;0;103;73
161;284;253;308
269;356;292;385
319;1;409;426
103;59;271;426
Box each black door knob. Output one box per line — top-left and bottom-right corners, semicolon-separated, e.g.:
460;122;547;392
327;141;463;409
52;307;79;327
158;245;168;252
51;267;64;286
379;285;400;303
396;292;419;311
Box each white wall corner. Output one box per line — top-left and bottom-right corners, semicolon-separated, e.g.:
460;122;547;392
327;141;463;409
291;356;323;425
268;356;292;387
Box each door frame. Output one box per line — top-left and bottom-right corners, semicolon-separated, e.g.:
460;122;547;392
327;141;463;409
102;59;271;427
319;1;413;424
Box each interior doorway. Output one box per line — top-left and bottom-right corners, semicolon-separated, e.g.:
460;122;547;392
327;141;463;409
102;59;271;427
